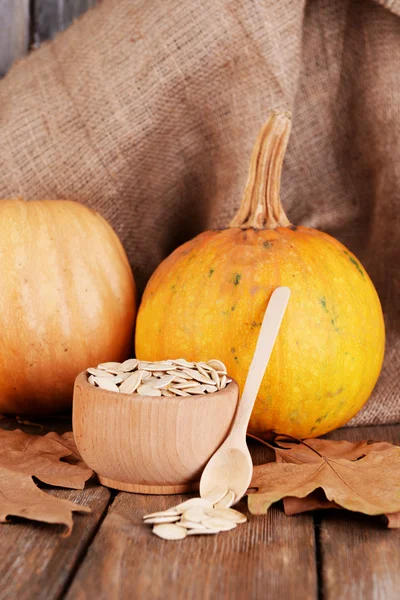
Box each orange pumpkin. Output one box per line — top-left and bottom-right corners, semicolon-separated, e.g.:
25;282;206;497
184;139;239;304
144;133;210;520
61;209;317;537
135;112;385;439
0;199;136;415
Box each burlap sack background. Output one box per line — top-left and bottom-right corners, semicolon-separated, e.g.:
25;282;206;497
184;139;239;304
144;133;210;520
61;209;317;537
0;0;398;426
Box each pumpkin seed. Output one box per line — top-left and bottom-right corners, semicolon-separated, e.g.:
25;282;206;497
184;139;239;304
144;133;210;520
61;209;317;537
179;519;208;530
207;359;227;372
196;363;211;377
140;361;177;371
152;524;187;540
168;387;190;396
174;498;213;512
218;375;227;390
203;487;229;505
210;370;220;386
182;507;206;522
196;361;213;371
205;507;247;523
202;517;237;531
143;510;181;519
186;385;207;395
119;371;142;394
87;367;115;378
97;362;123;374
182;368;213;384
140;370;152;379
174;381;200;389
168;371;192;380
172;359;195;368
204;384;218;393
137;384;162;396
215;490;235;508
121;358;139;371
152;375;176;388
161;389;174;397
93;377;120;392
143;515;180;524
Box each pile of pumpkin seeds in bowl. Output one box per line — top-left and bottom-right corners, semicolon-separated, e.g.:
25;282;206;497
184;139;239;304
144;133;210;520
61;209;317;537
86;358;232;396
143;488;247;541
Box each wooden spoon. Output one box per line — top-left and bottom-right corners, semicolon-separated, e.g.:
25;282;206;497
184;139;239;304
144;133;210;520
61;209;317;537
199;286;291;505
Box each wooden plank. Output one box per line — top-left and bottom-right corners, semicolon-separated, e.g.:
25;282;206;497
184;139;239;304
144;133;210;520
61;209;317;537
319;424;400;600
0;0;30;77
66;442;318;600
34;0;97;43
0;482;111;600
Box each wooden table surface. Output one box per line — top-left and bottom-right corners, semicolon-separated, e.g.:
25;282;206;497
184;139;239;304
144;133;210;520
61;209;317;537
0;420;398;600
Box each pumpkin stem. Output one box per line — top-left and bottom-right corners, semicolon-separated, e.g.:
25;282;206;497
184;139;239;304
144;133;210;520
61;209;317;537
229;110;292;229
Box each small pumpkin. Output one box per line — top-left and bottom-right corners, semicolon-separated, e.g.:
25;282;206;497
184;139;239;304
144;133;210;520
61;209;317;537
0;199;136;415
135;112;385;439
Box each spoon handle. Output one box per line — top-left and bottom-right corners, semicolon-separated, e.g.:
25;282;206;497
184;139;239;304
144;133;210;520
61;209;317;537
233;286;291;432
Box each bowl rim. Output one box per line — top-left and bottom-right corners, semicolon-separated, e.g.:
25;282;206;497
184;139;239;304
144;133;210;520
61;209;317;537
74;370;239;405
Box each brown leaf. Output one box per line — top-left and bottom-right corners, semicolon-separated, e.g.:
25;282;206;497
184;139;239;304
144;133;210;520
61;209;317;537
0;429;93;535
249;438;400;527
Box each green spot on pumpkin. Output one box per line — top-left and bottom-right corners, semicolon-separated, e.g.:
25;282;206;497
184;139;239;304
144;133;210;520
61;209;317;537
232;274;242;285
209;268;215;277
231;306;236;311
234;356;239;363
330;318;340;332
316;413;329;424
344;251;364;277
251;321;262;328
263;241;272;249
319;297;328;311
231;347;236;353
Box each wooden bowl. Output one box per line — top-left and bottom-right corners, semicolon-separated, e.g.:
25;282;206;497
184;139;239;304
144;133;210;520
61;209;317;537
72;371;239;494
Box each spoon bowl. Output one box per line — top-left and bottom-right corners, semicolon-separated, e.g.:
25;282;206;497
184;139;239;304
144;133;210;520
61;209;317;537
199;442;252;502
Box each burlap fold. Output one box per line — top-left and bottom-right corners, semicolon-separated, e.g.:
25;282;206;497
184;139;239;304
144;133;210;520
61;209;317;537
0;0;399;425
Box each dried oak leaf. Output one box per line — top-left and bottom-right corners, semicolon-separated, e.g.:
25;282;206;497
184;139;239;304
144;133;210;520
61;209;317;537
248;438;400;527
0;428;93;535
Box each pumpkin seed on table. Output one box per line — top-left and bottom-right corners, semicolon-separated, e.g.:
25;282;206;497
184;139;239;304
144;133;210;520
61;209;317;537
143;515;180;524
202;517;237;531
153;524;187;541
143;491;247;541
86;358;232;398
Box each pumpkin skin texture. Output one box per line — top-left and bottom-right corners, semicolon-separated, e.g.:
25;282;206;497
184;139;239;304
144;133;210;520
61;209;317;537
0;199;137;415
135;113;385;438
